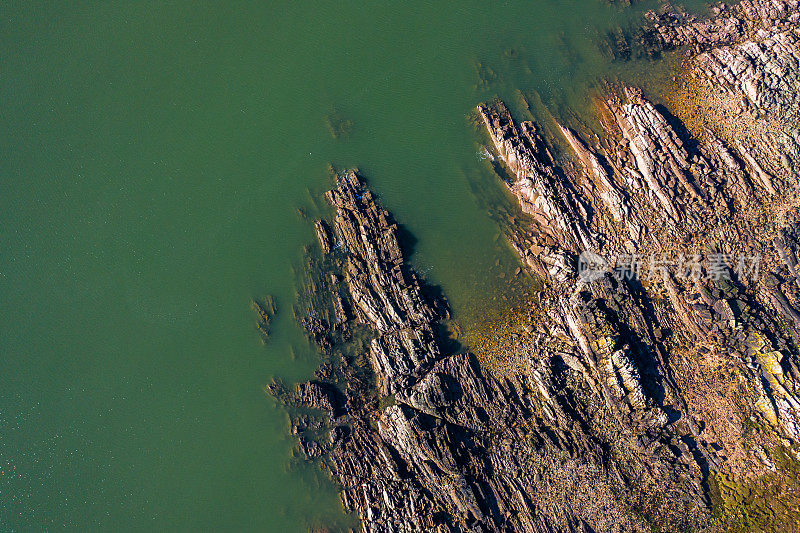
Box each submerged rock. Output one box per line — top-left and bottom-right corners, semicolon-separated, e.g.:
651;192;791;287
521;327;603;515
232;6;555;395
252;295;277;342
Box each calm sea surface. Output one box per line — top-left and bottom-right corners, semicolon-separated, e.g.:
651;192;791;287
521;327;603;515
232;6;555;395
1;1;706;530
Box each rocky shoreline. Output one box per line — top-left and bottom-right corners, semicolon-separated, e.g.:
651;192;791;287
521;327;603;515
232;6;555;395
273;1;800;531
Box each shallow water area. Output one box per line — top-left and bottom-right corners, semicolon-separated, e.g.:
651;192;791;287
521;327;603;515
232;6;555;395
2;1;710;530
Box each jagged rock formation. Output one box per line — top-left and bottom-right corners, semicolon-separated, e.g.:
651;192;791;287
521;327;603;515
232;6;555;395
284;171;689;532
272;1;800;531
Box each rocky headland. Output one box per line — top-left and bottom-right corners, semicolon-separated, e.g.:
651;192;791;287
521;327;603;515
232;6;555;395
272;1;800;531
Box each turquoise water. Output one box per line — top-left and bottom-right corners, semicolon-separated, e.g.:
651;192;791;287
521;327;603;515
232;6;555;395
1;1;708;530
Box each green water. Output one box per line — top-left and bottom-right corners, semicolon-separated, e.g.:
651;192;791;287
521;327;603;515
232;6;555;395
1;1;709;531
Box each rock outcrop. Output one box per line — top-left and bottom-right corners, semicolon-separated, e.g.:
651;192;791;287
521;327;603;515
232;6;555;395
272;0;800;531
284;171;694;532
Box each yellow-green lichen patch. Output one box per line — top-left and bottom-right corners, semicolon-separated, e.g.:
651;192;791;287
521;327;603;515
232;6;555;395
710;446;800;532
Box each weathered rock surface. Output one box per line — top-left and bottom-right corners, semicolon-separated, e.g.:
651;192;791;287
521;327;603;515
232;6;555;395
645;0;800;54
